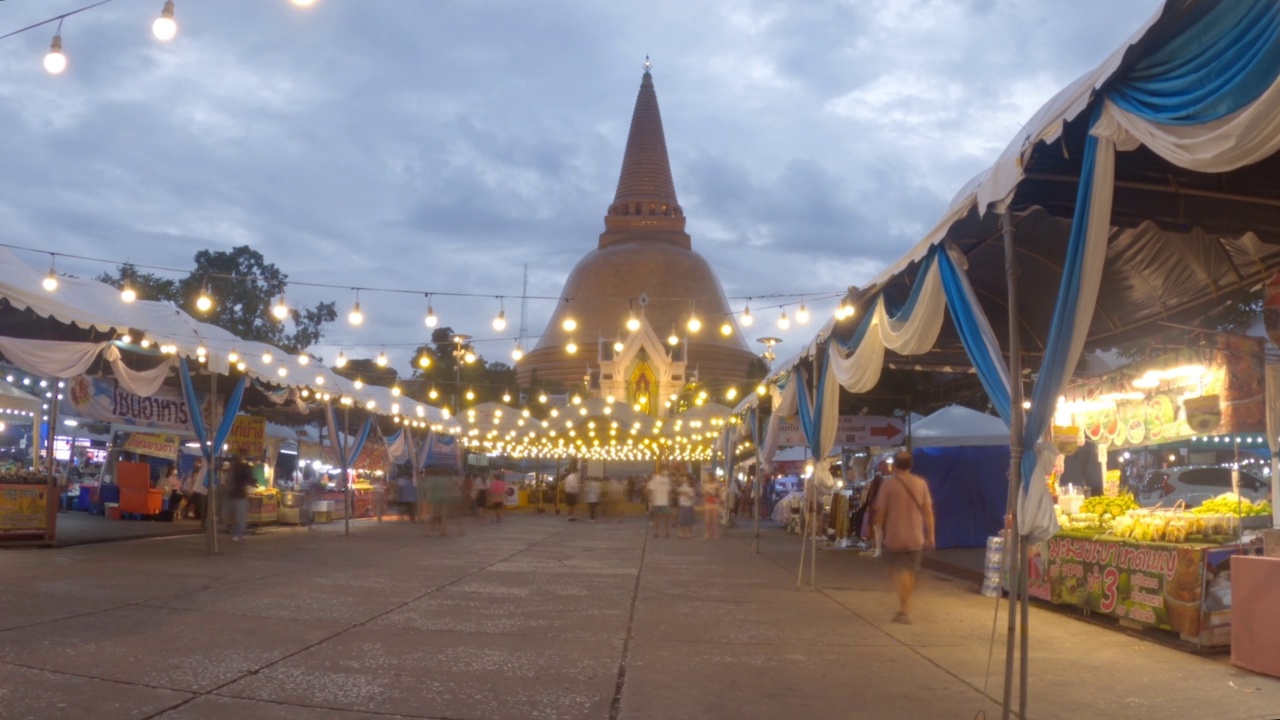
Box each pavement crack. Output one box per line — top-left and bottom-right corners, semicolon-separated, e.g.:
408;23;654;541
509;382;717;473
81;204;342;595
608;522;648;720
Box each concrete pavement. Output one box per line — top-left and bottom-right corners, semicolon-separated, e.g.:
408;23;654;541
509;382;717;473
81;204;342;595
1;515;1278;719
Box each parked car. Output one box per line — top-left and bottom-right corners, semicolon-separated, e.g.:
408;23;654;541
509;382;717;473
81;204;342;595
1139;466;1269;508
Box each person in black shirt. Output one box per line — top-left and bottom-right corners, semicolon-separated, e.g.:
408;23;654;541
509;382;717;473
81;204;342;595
228;457;252;542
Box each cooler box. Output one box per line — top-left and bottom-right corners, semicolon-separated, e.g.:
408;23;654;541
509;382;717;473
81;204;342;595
311;500;334;524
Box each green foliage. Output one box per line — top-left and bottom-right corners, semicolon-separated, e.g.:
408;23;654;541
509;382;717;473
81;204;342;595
96;264;180;304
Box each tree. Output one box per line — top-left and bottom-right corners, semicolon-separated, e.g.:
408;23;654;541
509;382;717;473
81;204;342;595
334;358;399;388
99;246;337;355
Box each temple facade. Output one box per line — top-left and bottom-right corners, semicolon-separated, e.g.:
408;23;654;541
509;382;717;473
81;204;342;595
517;67;760;415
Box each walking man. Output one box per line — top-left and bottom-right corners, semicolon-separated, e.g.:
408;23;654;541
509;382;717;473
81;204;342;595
564;465;582;521
648;469;672;538
873;450;935;624
228;457;252;542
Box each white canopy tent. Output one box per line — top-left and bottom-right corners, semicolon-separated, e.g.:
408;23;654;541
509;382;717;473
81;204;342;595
910;405;1010;448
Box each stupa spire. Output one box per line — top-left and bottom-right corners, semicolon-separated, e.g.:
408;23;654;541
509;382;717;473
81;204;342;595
602;60;687;244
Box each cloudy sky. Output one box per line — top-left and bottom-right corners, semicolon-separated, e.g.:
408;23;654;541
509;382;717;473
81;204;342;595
0;0;1163;372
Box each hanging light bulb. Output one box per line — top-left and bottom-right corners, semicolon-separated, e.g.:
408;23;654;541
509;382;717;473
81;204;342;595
502;390;512;403
511;345;524;362
429;387;439;400
417;353;432;369
291;0;317;6
626;313;641;332
725;387;739;400
719;321;732;337
392;385;402;397
152;1;177;41
613;338;625;353
261;350;273;364
687;314;702;333
277;366;288;378
44;33;66;75
348;293;363;326
424;301;438;328
376;350;388;367
315;374;325;385
464;350;477;364
334;351;347;369
354;378;364;389
566;340;578;355
236;361;247;372
271;296;289;320
562;317;577;333
538;392;548;403
777;311;790;330
42;258;58;292
195;282;213;313
139;338;152;349
492;302;507;332
298;354;310;366
196;343;208;357
796;303;810;324
667;327;680;346
465;389;475;401
120;282;137;303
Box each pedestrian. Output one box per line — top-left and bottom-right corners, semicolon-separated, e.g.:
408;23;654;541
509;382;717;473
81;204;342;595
189;458;208;523
584;475;602;522
872;450;935;624
228;457;252;542
701;475;722;540
474;474;490;522
676;475;696;538
647;470;672;538
488;473;507;523
374;473;389;522
625;476;636;505
564;466;581;521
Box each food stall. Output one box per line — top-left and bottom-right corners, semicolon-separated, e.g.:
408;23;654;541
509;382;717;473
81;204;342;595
1026;340;1268;647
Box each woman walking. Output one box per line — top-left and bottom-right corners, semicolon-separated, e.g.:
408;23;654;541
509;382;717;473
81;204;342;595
701;475;722;540
676;476;696;538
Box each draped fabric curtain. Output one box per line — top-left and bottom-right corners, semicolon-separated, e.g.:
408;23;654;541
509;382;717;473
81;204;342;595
761;377;797;471
0;338;106;379
178;358;246;484
935;243;1013;426
102;345;173;398
1015;0;1280;541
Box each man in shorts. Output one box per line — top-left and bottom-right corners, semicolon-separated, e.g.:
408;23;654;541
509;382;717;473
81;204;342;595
873;450;935;624
647;470;672;538
563;466;581;521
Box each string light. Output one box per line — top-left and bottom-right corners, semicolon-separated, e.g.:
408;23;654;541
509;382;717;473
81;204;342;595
392;385;402;397
429;387;439;400
291;0;317;6
152;1;177;41
796;302;810;324
334;351;347;368
777;311;790;330
261;350;273;364
119;282;137;303
719;321;732;337
354;378;364;389
741;304;754;327
626;312;641;332
424;298;438;328
613;338;625;353
417;353;432;369
376;349;388;367
667;328;679;346
297;354;310;366
271;296;289;320
347;292;364;326
566;340;578;355
42;256;58;291
687;314;702;333
465;389;475;401
562;317;577;333
511;344;524;362
502;390;512;403
195;282;213;312
492;300;507;332
464;350;477;364
44;31;66;75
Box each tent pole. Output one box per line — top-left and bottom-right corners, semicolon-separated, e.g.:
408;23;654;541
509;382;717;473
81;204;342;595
343;404;351;537
796;444;808;589
207;372;219;556
44;383;60;544
1000;209;1025;720
753;406;762;554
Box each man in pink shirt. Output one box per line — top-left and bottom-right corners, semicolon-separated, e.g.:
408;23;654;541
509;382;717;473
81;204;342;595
873;450;935;624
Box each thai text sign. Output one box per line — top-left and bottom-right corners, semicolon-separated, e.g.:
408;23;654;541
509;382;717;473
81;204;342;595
66;375;200;432
227;416;266;457
121;433;180;459
0;484;47;536
1028;535;1207;636
774;415;905;448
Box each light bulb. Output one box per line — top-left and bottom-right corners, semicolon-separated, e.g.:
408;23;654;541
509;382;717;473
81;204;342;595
562;317;577;332
687;316;702;333
195;292;212;312
719;322;732;336
354;378;364;389
236;361;247;372
120;284;137;303
315;375;325;385
271;297;289;320
277;366;288;378
538;393;548;403
418;354;431;369
140;338;151;349
668;333;679;346
465;389;475;401
626;315;641;332
425;306;438;327
566;340;578;355
502;392;512;403
152;1;177;41
291;0;316;6
334;351;347;369
613;340;624;353
511;346;524;361
44;35;66;75
429;387;439;400
348;301;363;326
726;387;738;400
777;311;790;330
376;351;388;367
464;351;477;364
42;268;58;292
262;351;273;364
298;354;310;366
741;306;754;327
796;304;810;324
492;310;507;332
392;386;402;397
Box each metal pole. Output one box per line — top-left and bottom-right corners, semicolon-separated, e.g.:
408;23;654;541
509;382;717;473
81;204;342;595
752;407;762;554
44;383;60;544
207;372;219;555
797;444;809;589
343;404;350;537
1000;210;1025;720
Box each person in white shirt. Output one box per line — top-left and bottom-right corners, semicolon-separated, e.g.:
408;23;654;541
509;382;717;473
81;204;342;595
676;476;696;538
584;476;602;522
647;471;672;538
563;468;582;521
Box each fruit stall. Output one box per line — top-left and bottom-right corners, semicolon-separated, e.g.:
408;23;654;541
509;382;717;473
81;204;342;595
1029;492;1267;648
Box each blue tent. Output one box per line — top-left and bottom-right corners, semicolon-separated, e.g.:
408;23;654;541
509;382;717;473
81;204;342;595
909;406;1009;549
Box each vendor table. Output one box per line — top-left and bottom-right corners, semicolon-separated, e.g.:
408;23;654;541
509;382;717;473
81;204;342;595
246;489;279;526
319;489;374;520
1230;555;1280;677
1026;531;1260;647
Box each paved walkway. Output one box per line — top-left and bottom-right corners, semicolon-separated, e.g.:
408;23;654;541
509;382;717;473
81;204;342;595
1;516;1278;719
